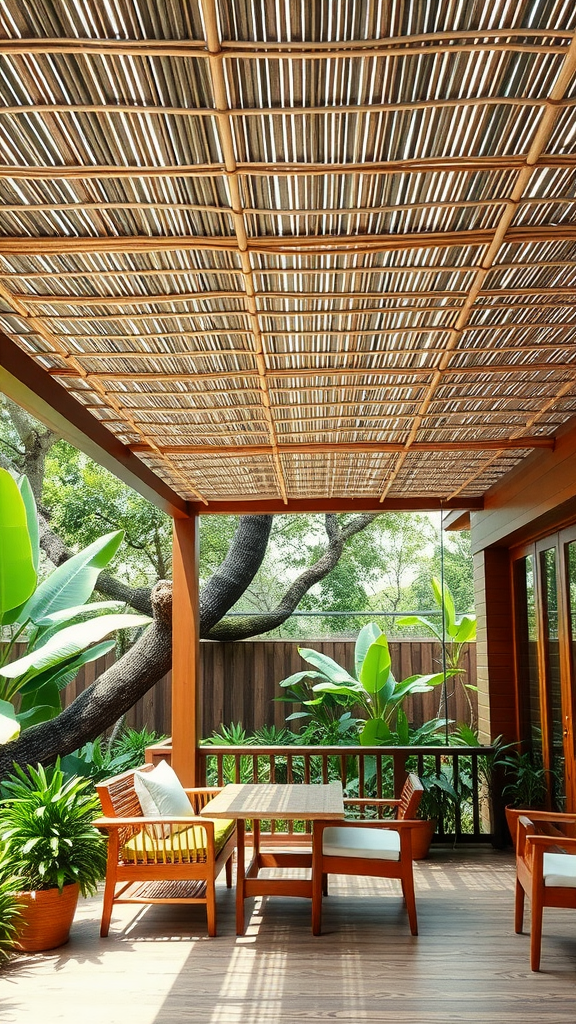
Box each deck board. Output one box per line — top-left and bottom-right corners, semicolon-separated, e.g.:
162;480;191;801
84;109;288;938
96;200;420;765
3;849;576;1024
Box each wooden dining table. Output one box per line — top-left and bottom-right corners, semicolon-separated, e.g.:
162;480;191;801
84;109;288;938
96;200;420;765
200;781;344;934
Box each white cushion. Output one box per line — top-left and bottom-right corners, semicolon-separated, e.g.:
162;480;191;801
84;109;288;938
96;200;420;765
134;760;194;830
543;852;576;887
323;826;401;861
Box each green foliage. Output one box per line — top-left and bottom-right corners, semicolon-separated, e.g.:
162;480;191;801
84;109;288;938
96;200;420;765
111;726;167;765
44;441;173;585
0;470;37;624
0;478;151;732
278;624;455;746
500;750;552;809
60;727;167;782
0;761;107;895
408;531;474;617
398;576;477;726
0;861;21;961
418;768;461;822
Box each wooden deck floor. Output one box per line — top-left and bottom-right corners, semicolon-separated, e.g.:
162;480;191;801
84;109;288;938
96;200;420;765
2;848;576;1024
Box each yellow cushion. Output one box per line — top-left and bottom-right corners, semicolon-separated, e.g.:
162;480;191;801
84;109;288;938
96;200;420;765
122;819;235;863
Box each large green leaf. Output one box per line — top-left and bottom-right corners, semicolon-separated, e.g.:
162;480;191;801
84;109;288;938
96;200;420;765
432;576;457;636
297;647;357;686
396;615;442;642
0;468;37;620
359;635;392;695
354;622;381;678
312;679;364;697
453;614;477;644
395;707;410;746
17;640;116;696
34;600;124;628
359;718;392;746
278;670;326;688
390;671;450;703
17;474;39;572
0;613;150;681
18;680;61;728
0;698;20;743
17;530;124;624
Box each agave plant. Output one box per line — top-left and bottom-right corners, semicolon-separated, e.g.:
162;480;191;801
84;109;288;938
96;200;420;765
278;623;455;746
0;468;150;739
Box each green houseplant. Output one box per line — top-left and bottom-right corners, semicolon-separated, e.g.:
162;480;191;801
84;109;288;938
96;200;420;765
499;749;555;847
0;761;107;952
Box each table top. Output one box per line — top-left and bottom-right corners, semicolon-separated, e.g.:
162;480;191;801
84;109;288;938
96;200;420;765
199;782;344;821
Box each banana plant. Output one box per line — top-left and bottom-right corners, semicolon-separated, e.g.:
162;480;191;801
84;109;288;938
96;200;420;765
0;469;150;736
397;577;477;724
278;622;455;746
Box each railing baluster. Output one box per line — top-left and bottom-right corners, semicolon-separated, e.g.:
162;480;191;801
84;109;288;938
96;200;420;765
472;752;480;838
453;752;461;838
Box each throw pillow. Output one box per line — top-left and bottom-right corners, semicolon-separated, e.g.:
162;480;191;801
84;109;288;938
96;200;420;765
134;761;194;835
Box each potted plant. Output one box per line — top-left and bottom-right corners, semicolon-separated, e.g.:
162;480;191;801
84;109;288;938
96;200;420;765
0;761;107;952
499;749;552;847
413;770;461;859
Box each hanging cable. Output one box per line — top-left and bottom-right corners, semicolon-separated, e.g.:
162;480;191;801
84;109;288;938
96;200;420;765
440;507;449;745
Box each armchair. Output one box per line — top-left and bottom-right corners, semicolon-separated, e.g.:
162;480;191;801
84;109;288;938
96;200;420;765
515;812;576;970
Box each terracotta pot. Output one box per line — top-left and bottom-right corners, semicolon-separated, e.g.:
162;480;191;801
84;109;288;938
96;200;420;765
410;819;436;860
15;883;80;952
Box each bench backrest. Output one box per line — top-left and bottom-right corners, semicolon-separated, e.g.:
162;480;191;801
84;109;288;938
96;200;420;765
96;763;153;817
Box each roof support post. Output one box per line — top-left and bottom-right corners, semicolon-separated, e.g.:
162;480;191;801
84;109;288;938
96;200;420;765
171;514;200;786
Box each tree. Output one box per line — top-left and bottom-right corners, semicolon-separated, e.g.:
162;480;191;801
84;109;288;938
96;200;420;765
0;400;376;770
0;398;476;773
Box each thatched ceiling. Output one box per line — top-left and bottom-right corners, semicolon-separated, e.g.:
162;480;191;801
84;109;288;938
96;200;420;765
1;0;576;510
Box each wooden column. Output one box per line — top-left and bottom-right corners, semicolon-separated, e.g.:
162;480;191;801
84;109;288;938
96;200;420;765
474;547;516;744
171;514;200;786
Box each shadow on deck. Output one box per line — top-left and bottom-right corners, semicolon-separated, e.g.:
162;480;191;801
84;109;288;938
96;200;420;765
3;848;576;1024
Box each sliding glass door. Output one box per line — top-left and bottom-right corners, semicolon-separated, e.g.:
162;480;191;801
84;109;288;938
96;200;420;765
512;529;576;811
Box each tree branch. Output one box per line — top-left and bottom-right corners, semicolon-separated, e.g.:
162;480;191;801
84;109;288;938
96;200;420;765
205;513;377;640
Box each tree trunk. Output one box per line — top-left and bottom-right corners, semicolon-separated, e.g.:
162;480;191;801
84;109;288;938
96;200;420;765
0;582;172;778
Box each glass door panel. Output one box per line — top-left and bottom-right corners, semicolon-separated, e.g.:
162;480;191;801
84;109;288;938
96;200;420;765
515;554;543;758
540;547;564;809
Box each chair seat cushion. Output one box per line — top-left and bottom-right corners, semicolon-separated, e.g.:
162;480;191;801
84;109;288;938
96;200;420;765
323;826;401;861
122;819;235;863
543;852;576;887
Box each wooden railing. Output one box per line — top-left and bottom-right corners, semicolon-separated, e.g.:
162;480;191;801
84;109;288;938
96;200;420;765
147;741;497;845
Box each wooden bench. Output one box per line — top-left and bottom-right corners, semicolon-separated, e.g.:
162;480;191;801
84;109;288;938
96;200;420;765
95;765;236;937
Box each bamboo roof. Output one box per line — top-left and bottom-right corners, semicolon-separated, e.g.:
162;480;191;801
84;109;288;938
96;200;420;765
1;0;576;510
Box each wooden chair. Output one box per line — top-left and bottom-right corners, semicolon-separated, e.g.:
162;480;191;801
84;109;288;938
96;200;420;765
95;765;236;938
343;771;424;821
515;812;576;970
311;774;424;936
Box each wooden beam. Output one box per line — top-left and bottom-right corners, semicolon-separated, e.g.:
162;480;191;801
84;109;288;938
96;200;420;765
0;29;571;58
0;332;189;519
189;496;485;515
171;515;200;787
0;223;575;257
129;438;554;456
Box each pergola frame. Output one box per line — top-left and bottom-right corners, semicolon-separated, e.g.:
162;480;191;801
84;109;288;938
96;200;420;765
3;2;576;785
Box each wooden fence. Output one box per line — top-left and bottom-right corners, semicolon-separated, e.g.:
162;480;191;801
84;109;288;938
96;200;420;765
58;638;476;739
